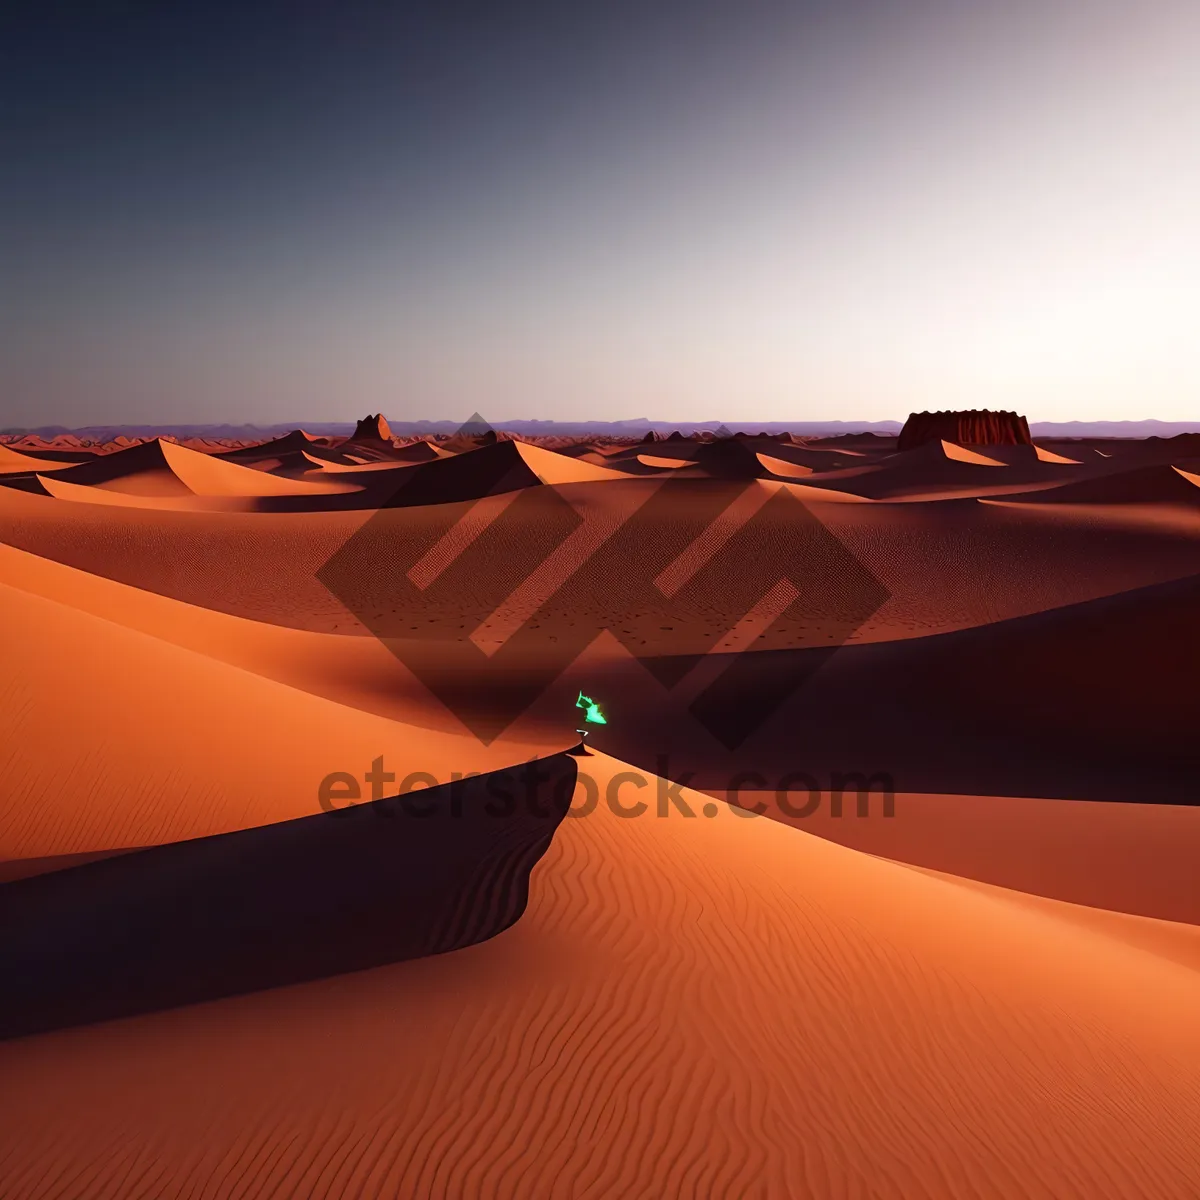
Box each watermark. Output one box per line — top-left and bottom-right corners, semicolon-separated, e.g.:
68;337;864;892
317;756;895;821
316;415;890;749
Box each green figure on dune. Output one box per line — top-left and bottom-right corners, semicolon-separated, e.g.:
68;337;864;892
575;692;607;728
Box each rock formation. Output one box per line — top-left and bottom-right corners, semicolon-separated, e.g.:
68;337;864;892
898;410;1032;451
351;413;393;442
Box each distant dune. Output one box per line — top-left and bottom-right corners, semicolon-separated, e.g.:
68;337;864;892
31;438;362;508
370;438;630;506
996;461;1200;506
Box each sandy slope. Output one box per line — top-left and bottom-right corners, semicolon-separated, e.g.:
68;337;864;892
730;789;1200;925
33;441;362;507
0;751;1197;1198
0;539;511;736
797;439;1084;502
0;445;73;474
755;450;813;477
0;576;543;876
513;440;632;484
994;461;1200;506
6;540;1194;920
36;439;196;496
937;439;1005;466
1033;444;1081;464
157;439;358;497
35;473;264;510
4;475;1200;651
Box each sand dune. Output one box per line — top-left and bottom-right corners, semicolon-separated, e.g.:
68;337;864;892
5;467;1199;648
216;428;326;460
624;439;872;482
0;444;73;475
0;576;544;875
755;450;813;477
793;437;1085;501
29;437;355;500
580;570;1200;806
39;438;196;496
157;439;358;496
730;788;1200;924
510;440;631;484
37;472;360;510
769;477;872;503
303;451;425;473
991;461;1200;506
359;438;631;506
938;438;1006;465
636;453;698;470
35;472;240;509
29;443;365;511
0;538;515;736
1034;443;1082;464
0;752;1197;1196
0;754;575;1038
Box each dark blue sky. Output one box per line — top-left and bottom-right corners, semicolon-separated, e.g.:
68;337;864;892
3;1;1198;427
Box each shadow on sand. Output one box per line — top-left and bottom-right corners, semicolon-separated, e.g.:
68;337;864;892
0;753;577;1040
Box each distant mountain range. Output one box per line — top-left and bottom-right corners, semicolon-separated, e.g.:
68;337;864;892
3;417;1199;440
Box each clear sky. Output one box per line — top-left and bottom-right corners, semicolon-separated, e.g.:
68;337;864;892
3;1;1198;427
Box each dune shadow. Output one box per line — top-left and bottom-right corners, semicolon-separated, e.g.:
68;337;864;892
0;753;577;1041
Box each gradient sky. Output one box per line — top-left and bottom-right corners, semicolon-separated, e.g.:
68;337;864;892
3;1;1199;427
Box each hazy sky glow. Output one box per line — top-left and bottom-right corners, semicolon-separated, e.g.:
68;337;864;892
3;1;1199;426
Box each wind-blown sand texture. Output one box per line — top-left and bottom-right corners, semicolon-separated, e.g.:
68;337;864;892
0;428;1197;1197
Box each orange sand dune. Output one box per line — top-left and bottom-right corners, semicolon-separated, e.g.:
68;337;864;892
901;863;1200;975
622;441;875;483
0;483;377;628
770;477;871;503
358;438;632;506
35;472;258;510
215;428;325;459
636;452;698;469
938;438;1005;465
513;440;632;484
795;438;1082;502
37;471;362;510
1034;443;1082;464
0;444;73;475
300;451;421;473
729;789;1200;925
0;577;544;877
0;539;496;736
158;438;359;496
4;472;1200;646
38;438;193;496
301;441;454;470
594;569;1200;807
755;450;813;477
758;442;873;467
990;461;1200;506
35;439;360;505
0;752;1197;1197
0;753;576;1038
